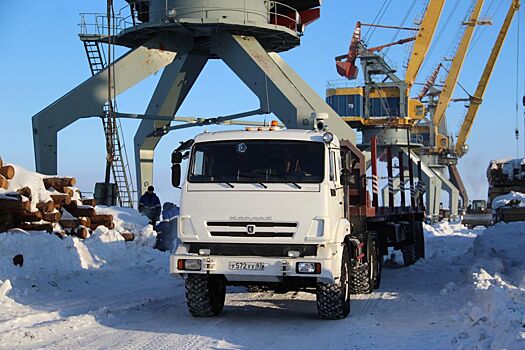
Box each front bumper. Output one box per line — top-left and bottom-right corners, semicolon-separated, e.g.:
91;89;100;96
170;245;343;284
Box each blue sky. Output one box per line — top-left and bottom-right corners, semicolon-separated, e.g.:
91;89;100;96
0;0;523;204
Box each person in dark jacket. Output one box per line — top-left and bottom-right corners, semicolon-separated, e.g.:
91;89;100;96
139;186;161;225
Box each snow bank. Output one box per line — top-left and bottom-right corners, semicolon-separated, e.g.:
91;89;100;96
0;207;161;283
492;191;525;210
455;222;525;350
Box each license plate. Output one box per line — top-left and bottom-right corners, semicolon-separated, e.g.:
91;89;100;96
228;262;265;271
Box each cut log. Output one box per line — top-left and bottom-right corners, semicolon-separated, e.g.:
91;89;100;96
67;206;96;218
59;218;80;229
120;232;135;241
70;226;89;239
89;221;115;230
0;195;26;211
81;198;97;207
16;187;32;201
42;211;61;223
18;222;53;233
13;211;43;223
0;157;3;168
79;217;91;227
0;175;7;190
53;231;66;239
56;186;74;197
0;165;15;180
90;214;114;226
43;177;76;189
50;193;71;206
37;200;55;213
0;212;14;232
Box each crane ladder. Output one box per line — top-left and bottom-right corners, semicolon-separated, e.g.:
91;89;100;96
82;39;136;208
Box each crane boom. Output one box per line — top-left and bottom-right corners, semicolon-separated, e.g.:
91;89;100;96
432;0;485;127
405;0;446;92
455;0;521;156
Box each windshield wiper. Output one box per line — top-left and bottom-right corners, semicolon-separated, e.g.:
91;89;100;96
270;175;302;189
217;178;235;188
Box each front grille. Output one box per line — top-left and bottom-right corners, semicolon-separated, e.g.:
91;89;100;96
188;243;318;257
206;221;297;238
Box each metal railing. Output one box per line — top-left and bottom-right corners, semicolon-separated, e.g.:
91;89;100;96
79;1;303;37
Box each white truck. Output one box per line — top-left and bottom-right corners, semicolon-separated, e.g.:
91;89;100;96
170;123;424;320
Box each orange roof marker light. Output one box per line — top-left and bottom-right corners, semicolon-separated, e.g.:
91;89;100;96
270;120;279;127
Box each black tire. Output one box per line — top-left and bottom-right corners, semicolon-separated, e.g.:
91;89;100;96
316;245;351;320
185;274;226;317
402;223;425;266
370;238;382;290
349;264;371;294
350;235;381;294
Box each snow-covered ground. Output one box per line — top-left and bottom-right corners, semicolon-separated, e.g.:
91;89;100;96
0;217;524;350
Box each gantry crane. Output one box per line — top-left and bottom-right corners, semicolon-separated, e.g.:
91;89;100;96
455;0;521;156
418;0;520;208
329;0;464;220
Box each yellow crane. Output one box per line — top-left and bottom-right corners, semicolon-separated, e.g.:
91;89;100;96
455;0;521;156
431;0;485;151
405;0;446;94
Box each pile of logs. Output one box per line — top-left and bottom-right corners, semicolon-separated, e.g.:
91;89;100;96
0;156;131;240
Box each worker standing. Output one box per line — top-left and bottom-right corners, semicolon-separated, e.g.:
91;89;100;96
138;186;161;226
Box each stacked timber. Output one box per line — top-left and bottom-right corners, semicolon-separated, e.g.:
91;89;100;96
0;156;127;240
487;158;525;205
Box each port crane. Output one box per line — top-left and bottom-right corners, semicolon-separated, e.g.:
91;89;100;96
329;0;463;220
418;0;521;207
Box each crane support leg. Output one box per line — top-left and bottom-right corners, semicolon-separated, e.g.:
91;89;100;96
448;164;468;209
402;151;459;219
401;151;442;219
134;51;208;196
32;35;187;174
211;32;357;143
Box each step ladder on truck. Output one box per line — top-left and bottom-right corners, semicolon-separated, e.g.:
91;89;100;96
169;113;425;320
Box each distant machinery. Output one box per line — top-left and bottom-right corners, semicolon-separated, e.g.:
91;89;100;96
417;0;521;207
327;0;458;220
32;0;357;200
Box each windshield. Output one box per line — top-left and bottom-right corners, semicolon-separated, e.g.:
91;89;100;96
188;140;325;184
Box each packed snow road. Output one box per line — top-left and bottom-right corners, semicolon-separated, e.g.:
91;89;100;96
1;219;524;350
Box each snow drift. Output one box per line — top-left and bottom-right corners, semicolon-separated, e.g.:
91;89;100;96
456;222;525;350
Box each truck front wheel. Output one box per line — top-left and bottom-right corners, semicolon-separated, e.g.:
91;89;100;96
185;274;226;317
316;246;351;320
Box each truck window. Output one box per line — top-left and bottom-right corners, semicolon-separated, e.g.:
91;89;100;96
188;140;325;184
329;151;336;182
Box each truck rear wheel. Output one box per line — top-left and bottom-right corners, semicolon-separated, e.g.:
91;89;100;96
185;274;226;317
402;222;425;266
350;236;381;294
316;246;351;320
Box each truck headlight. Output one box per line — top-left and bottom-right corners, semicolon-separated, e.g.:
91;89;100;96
177;259;202;271
296;262;321;274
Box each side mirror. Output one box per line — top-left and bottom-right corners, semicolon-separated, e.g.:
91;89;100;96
172;151;183;164
172;164;181;187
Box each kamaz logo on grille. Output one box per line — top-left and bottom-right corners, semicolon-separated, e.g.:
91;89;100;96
246;225;256;234
229;216;272;221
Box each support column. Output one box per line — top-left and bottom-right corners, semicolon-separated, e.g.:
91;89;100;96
32;35;188;174
212;32;357;142
401;150;443;219
134;50;208;196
